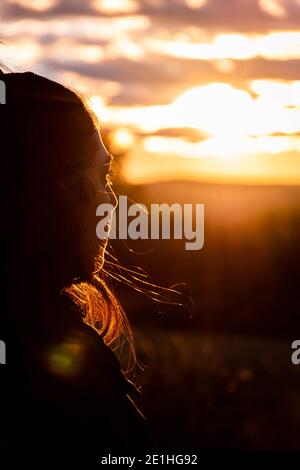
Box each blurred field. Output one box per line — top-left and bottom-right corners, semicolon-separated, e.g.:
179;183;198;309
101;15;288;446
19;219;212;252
114;181;300;337
110;180;300;449
134;328;300;450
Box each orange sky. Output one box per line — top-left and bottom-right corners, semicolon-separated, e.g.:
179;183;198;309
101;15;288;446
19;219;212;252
1;0;300;184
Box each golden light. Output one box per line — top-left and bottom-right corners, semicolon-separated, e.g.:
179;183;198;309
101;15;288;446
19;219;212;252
87;78;300;183
112;128;135;151
259;0;286;17
1;16;150;40
143;135;300;160
53;42;105;63
0;40;41;67
77;45;105;63
171;84;253;138
106;38;145;60
146;31;300;61
185;0;207;8
251;80;300;107
213;59;235;74
90;80;300;166
92;0;138;14
124;144;300;186
89;95;107;120
2;0;300;187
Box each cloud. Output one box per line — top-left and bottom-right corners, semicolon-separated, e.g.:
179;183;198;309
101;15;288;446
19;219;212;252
2;0;300;184
4;0;59;11
139;127;208;141
2;0;300;34
259;0;287;18
40;55;300;103
139;0;300;33
2;0;94;18
145;31;300;61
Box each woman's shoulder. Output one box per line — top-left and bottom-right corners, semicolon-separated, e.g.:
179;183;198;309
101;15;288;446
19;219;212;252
34;297;155;450
35;296;139;400
3;295;155;450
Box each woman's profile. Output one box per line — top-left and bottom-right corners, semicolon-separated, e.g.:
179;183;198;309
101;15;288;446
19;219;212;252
1;70;155;451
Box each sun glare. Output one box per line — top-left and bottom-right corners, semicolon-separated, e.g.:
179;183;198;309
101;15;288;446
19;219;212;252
92;0;138;14
112;128;135;150
146;31;300;61
89;79;300;173
259;0;287;18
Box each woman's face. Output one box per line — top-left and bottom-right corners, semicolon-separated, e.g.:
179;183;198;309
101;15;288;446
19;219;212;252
80;130;117;275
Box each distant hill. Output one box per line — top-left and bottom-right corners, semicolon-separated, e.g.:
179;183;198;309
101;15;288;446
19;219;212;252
111;181;300;338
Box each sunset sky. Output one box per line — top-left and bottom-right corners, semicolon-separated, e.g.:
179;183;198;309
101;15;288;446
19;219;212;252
1;0;300;184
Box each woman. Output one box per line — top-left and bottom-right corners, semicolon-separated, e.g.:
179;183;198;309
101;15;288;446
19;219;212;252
0;71;155;451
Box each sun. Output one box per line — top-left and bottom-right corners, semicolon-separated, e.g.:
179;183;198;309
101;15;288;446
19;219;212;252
112;128;135;151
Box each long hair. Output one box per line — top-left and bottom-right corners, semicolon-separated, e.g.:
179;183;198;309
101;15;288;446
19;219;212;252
2;71;135;373
2;70;190;378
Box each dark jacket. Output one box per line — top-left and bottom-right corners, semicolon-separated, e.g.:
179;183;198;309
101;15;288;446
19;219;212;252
0;296;155;452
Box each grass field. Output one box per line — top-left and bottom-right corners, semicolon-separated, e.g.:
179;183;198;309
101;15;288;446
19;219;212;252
112;181;300;449
133;328;300;450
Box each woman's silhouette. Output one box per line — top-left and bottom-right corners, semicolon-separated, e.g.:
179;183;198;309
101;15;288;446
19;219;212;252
1;71;154;451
